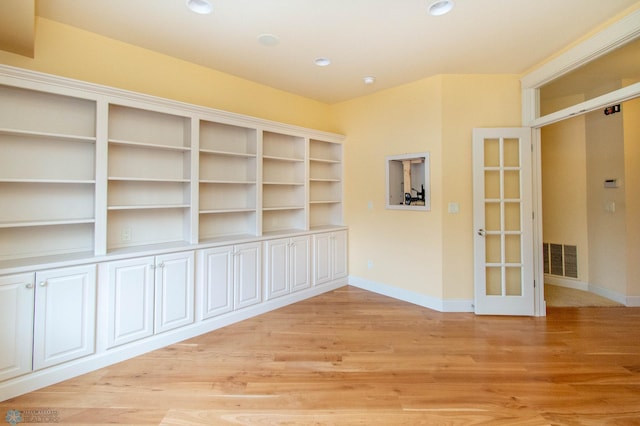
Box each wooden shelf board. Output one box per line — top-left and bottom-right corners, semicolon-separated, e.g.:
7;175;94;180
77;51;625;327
199;208;256;214
107;204;190;211
108;177;190;183
0;179;95;184
309;157;340;164
0;127;96;143
109;138;191;152
0;218;95;228
199;148;256;158
263;155;305;163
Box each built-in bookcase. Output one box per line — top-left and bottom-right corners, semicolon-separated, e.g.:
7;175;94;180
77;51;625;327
262;131;306;234
107;105;192;251
198;120;258;241
0;66;344;266
309;138;343;229
0;84;97;261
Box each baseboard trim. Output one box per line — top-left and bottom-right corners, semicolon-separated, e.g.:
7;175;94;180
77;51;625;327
348;276;473;313
544;275;588;291
545;275;630;306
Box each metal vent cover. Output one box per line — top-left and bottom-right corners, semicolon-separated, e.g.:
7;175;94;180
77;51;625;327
543;242;578;278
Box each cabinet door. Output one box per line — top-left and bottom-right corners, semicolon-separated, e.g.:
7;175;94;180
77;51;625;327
106;257;155;348
290;235;311;293
264;238;290;300
332;231;348;280
155;251;195;334
313;233;332;285
235;242;262;309
199;246;234;319
0;273;35;381
33;265;96;370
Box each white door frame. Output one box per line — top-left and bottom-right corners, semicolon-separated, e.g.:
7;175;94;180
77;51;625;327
521;9;640;316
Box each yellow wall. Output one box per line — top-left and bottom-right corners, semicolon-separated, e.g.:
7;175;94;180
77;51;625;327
440;75;522;299
332;74;521;300
624;96;640;297
541;116;589;283
0;18;336;132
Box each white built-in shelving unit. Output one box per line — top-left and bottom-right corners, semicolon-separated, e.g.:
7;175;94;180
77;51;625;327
0;65;347;401
0;66;344;269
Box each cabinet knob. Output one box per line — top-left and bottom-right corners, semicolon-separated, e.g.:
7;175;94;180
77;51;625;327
158;263;164;269
25;283;34;289
39;281;47;287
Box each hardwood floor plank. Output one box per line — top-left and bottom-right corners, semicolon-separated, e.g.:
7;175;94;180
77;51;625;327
2;286;640;425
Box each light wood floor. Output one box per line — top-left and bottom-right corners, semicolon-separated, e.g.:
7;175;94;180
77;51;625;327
2;286;640;425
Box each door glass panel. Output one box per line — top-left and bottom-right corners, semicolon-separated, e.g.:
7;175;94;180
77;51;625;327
505;267;522;296
503;138;520;167
484;170;500;199
484;139;500;167
504;171;520;199
504;203;521;231
485;235;501;263
505;234;521;263
486;267;502;296
485;203;501;231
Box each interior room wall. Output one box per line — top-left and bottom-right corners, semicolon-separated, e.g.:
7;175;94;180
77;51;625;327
0;18;336;132
541;116;589;285
440;75;522;300
585;108;627;296
332;74;521;303
332;77;445;298
623;94;640;298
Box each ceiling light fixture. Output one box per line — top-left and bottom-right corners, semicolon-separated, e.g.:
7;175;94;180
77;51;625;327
428;0;454;16
363;76;376;85
186;0;213;15
314;57;331;67
258;34;280;47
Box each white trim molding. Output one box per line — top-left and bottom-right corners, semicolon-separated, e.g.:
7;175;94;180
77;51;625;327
349;276;473;313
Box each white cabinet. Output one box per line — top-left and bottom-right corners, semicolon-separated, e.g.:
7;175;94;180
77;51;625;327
313;230;348;286
264;235;310;300
104;251;194;348
234;242;262;309
0;273;35;381
198;242;261;319
33;265;97;371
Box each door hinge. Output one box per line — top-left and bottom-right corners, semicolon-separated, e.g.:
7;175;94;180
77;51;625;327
534;279;536;288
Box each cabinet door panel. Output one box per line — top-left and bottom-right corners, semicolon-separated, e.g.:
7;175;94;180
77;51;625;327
264;238;289;300
155;251;195;333
33;265;96;370
332;231;348;280
290;236;310;293
0;273;35;381
235;242;261;309
106;257;154;348
199;247;234;319
313;233;332;285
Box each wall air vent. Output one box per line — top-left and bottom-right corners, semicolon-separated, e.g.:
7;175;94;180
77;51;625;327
543;242;578;278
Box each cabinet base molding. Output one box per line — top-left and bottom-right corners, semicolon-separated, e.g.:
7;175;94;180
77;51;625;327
0;278;346;402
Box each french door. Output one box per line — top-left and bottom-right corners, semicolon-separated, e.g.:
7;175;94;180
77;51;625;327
473;128;534;315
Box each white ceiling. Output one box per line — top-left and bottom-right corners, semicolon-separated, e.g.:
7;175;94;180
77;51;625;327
35;0;640;104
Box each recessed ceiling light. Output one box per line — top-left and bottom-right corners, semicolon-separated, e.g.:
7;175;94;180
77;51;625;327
363;76;376;85
314;57;331;67
428;0;454;16
186;0;213;15
258;34;280;47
